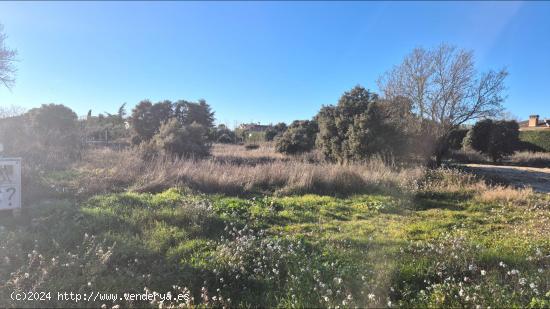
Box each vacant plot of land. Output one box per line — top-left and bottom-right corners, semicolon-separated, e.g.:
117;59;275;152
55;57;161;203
464;163;550;193
1;146;549;308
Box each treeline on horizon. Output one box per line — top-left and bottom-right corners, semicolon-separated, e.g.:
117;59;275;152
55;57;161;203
1;43;548;168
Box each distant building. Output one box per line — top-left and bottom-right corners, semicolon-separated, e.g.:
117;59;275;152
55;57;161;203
238;123;270;132
519;115;550;131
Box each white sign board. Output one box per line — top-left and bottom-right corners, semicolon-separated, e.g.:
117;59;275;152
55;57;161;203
0;158;21;210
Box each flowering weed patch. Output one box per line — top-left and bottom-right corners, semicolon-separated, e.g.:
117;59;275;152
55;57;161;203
0;171;548;307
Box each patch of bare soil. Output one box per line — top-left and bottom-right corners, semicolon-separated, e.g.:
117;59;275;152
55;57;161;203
463;164;550;193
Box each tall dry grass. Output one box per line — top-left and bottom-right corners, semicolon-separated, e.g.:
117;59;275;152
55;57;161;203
508;151;550;167
212;143;286;160
73;143;543;201
447;149;487;164
448;149;550;167
418;168;538;205
476;186;535;204
74;144;424;196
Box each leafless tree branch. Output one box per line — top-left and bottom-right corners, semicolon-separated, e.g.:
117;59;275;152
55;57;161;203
378;43;507;136
0;23;17;91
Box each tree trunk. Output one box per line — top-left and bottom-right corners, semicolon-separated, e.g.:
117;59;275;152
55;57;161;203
431;134;449;168
435;152;443;167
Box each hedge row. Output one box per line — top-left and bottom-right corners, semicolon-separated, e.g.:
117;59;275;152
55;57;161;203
519;130;550;152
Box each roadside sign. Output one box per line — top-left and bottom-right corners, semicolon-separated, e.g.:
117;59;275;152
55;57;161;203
0;158;21;210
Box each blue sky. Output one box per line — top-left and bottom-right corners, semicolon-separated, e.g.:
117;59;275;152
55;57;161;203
0;1;548;126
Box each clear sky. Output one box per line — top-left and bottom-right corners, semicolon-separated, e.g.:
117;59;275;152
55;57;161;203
0;1;548;126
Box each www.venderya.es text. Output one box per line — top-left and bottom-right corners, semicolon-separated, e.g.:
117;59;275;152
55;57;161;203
11;291;189;304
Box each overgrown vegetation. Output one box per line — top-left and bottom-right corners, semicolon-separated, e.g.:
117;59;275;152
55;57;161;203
378;44;508;165
70;145;422;197
1;38;548;308
316;86;407;162
463;119;520;162
1;156;548;307
130;99;214;158
448;148;550;168
152;118;211;158
275;120;318;155
0;103;81;169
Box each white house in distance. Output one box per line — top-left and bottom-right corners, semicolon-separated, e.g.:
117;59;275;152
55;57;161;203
519;115;550;131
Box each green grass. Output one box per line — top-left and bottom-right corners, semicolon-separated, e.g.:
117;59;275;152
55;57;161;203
0;186;548;307
520;130;550;152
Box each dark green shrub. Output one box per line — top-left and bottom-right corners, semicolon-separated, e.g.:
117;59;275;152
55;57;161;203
316;85;405;162
465;119;519;162
153;118;210;158
316;86;374;162
27;104;81;163
265;128;278;142
344;102;406;161
0;104;81;169
447;128;468;150
130;99;215;145
213;124;235;143
463;119;493;151
27;104;79;151
130;100;173;143
0;115;32;156
265;122;287;141
173;99;215;129
217;134;233;144
275;120;317;155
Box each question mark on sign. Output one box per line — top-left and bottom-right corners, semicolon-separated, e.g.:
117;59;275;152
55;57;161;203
6;187;15;207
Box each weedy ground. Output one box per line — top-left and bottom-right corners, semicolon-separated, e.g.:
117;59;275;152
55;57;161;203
0;144;549;308
449;149;550;168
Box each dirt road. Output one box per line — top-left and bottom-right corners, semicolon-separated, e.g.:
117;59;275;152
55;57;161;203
463;164;550;193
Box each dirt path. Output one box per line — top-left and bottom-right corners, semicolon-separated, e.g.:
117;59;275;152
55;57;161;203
463;164;550;193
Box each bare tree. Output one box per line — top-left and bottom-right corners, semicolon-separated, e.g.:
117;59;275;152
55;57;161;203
377;43;508;165
0;23;17;90
0;105;25;119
